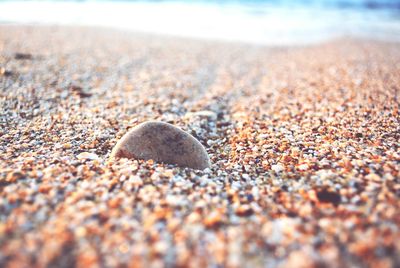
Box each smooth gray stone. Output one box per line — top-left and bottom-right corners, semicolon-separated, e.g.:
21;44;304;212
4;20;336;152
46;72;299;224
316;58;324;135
110;121;211;170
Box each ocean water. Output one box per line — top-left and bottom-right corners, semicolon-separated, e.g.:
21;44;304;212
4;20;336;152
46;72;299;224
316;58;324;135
0;0;399;45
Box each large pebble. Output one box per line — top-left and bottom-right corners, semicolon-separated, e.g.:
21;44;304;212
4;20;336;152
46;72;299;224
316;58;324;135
110;121;210;170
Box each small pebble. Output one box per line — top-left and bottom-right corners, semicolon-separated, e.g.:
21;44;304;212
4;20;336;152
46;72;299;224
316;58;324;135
14;52;33;60
77;152;100;160
0;67;13;77
271;164;285;173
6;171;25;182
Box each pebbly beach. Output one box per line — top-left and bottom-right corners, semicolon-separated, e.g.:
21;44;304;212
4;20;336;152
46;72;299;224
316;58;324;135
0;25;400;267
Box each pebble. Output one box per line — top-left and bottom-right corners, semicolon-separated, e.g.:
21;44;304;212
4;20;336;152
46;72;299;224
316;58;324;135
6;171;25;182
0;67;13;77
271;163;285;173
14;52;33;60
110;121;211;170
77;152;100;160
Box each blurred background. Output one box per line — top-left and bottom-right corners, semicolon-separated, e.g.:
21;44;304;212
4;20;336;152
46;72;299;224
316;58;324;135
0;0;399;45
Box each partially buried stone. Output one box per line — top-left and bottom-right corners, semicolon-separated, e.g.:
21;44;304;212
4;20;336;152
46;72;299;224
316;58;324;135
110;121;211;170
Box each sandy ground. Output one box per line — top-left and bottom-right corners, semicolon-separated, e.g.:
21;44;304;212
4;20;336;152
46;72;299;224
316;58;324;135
0;25;399;268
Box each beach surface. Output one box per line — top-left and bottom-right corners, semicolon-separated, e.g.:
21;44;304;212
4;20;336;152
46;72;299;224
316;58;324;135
1;25;399;267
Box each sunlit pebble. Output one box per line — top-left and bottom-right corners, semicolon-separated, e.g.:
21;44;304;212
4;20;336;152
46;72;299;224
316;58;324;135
153;241;169;255
203;211;224;228
77;152;100;160
110;121;210;170
297;163;309;171
6;171;26;182
235;204;254;217
271;164;285;173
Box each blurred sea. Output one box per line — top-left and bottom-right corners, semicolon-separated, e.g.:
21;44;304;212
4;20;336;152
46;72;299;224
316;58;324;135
0;0;399;45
